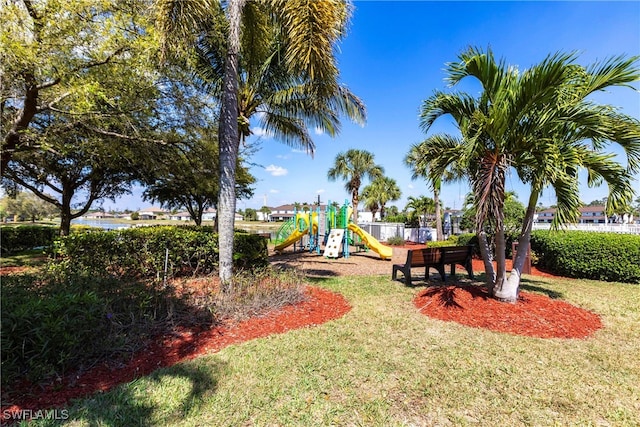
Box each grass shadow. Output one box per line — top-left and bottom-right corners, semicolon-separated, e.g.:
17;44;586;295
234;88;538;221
62;359;227;426
519;277;565;299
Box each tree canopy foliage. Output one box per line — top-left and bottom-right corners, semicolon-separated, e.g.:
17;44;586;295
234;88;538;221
1;0;166;174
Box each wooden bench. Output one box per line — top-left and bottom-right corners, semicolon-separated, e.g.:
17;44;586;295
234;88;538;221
392;245;474;286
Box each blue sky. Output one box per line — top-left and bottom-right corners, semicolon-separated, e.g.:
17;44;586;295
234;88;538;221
112;1;640;212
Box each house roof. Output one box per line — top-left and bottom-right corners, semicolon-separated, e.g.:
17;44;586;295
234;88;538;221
138;206;167;213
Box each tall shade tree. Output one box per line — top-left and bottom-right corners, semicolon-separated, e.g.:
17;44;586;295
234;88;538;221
4;130;142;235
1;0;162;175
419;47;640;302
327;149;384;223
142;138;255;227
154;0;361;286
361;176;401;221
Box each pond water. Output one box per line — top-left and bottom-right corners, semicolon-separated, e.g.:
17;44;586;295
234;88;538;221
71;219;130;230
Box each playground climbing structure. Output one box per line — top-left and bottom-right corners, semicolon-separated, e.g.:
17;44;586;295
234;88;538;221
274;200;392;260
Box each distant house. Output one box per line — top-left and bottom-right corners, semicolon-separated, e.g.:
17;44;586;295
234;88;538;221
83;211;114;219
357;210;381;223
256;208;272;222
169;211;192;221
202;208;216;222
268;204;328;221
269;204;296;221
137;207;168;220
536;205;615;224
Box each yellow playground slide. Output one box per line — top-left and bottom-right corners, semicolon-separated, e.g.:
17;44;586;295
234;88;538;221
274;228;308;252
347;223;393;260
274;213;318;252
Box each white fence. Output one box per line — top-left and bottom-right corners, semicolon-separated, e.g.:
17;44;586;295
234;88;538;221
404;227;437;243
532;223;640;235
357;223;405;242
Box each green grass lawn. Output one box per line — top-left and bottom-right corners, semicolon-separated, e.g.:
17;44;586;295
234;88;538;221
0;249;49;268
27;275;640;426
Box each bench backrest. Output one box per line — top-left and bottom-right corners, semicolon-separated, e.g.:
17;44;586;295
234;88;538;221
440;245;472;263
406;248;441;266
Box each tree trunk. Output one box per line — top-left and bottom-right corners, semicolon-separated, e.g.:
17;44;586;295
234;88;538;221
218;0;245;288
351;192;358;224
60;208;72;236
506;189;540;295
492;225;514;302
434;184;443;241
477;230;496;293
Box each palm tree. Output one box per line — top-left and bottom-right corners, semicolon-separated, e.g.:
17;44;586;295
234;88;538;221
360;185;380;221
327;149;384;223
405;143;462;240
419;47;640;302
259;205;272;222
154;0;358;285
405;195;435;228
364;176;401;221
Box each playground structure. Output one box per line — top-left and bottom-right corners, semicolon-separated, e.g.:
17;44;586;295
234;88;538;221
273;200;393;260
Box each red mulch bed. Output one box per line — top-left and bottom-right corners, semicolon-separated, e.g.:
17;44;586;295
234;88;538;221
1;286;351;417
414;285;602;339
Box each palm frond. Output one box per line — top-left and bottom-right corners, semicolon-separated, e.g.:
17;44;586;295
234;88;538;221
419;92;478;133
154;0;218;58
271;0;349;86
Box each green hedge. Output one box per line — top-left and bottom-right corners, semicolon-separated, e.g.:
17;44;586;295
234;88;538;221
530;230;640;283
52;226;268;280
454;232;521;258
0;225;58;254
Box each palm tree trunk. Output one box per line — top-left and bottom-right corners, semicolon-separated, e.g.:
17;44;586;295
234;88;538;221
477;230;496;293
434;183;443;241
506;188;540;294
218;0;245;289
492;226;513;301
351;192;359;224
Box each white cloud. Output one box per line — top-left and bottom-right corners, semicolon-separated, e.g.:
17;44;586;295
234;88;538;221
265;165;288;176
314;127;324;135
276;154;291;160
316;189;326;194
251;126;272;138
407;183;414;189
269;189;279;194
291;148;309;154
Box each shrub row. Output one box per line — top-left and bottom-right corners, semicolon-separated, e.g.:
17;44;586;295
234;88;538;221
530;230;640;284
0;225;58;254
453;232;521;258
52;226;268;280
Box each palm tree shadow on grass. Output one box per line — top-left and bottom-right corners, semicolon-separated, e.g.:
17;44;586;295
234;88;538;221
66;359;227;426
421;282;490;310
518;277;565;299
418;272;563;309
457;271;565;299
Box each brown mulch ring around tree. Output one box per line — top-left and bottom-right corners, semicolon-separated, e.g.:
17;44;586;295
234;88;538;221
2;242;602;415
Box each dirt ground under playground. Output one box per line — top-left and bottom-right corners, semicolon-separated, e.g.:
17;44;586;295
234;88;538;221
268;242;557;282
